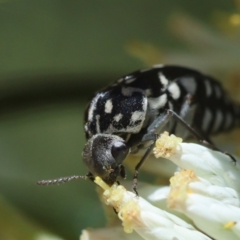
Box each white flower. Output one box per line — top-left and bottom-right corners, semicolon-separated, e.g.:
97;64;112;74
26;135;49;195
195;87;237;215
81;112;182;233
92;177;210;240
80;132;240;240
155;132;240;240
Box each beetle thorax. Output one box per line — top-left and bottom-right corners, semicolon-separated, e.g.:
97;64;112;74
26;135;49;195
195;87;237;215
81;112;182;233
85;87;148;138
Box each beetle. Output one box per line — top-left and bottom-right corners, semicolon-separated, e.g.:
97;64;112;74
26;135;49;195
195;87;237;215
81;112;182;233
38;65;239;193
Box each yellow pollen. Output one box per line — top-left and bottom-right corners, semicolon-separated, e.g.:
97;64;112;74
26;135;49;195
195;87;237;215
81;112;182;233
153;131;182;158
224;221;236;229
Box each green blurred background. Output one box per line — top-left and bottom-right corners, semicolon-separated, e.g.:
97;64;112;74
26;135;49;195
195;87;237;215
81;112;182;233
0;1;239;239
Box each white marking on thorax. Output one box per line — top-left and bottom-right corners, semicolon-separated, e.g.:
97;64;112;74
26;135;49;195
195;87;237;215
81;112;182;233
212;110;223;132
168;82;180;99
114;113;123;122
121;86;144;96
131;111;145;122
88;93;102;121
95;115;101;133
126;111;146;133
179;77;197;95
104;99;113;113
148;93;167;109
204;79;212;97
202;108;212;132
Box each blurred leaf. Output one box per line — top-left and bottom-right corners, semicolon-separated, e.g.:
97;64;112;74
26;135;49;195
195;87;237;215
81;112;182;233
0;196;64;240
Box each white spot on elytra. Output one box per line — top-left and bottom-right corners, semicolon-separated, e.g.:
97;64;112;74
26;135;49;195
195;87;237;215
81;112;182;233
204;79;212;97
180;77;197;95
158;73;168;87
212;110;223;132
168;83;180;99
114;113;123;122
131;111;144;122
149;93;167;109
104;99;113;113
202;108;212;132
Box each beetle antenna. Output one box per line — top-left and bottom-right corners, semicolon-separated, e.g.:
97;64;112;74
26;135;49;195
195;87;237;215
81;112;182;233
37;173;94;186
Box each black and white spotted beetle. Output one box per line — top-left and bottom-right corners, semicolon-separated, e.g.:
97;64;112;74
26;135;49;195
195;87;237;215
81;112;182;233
37;65;239;193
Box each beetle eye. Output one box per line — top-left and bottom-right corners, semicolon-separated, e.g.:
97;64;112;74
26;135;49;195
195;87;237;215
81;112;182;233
111;141;129;164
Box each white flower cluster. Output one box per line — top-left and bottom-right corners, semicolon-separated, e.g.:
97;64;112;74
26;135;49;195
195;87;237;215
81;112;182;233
80;132;240;240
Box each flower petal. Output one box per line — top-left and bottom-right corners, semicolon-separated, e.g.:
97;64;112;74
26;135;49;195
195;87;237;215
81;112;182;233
94;177;211;240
